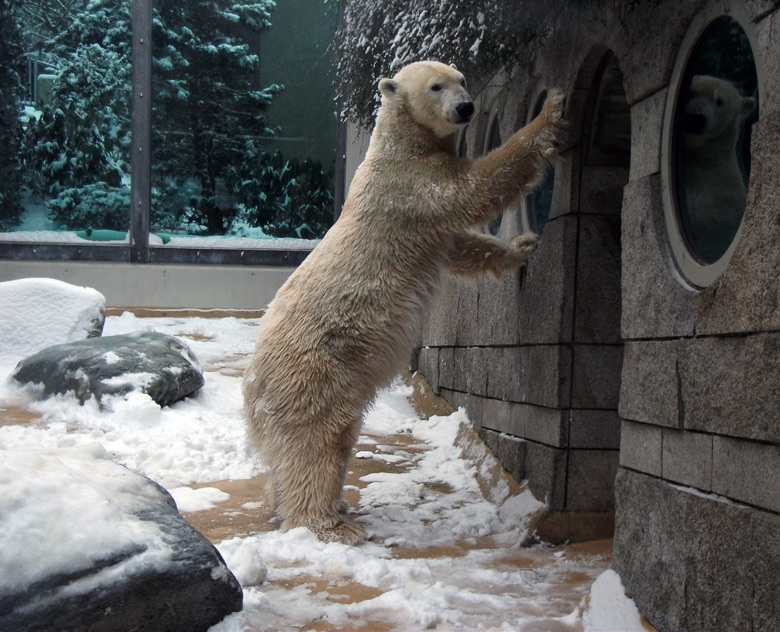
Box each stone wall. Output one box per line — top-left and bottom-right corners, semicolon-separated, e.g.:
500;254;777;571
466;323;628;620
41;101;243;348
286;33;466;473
411;0;780;629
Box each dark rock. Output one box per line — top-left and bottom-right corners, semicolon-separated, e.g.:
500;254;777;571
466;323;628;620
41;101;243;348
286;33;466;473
0;452;243;632
11;331;204;407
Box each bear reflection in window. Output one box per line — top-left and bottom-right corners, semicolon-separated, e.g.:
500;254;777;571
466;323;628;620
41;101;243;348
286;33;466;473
678;75;756;264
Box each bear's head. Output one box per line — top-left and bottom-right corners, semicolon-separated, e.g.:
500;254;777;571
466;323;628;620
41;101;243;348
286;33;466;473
378;61;474;139
683;75;756;151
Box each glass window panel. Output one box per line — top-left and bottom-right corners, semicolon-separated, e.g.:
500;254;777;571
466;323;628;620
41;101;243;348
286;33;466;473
150;0;337;248
673;17;758;265
2;0;132;243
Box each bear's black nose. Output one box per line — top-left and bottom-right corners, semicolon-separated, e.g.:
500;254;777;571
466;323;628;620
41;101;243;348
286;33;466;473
684;112;707;135
456;102;475;121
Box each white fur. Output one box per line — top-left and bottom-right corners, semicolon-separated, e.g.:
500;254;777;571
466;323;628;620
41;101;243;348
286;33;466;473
242;61;566;544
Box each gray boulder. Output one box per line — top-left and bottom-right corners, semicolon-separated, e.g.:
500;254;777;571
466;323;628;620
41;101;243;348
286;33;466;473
11;331;204;407
0;446;243;632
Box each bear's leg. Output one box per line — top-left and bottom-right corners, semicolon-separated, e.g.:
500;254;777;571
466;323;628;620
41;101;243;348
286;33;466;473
275;418;366;545
448;230;538;278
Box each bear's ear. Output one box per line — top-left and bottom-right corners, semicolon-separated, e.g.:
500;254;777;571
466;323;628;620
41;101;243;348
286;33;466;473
379;78;398;98
449;63;458;70
741;96;757;118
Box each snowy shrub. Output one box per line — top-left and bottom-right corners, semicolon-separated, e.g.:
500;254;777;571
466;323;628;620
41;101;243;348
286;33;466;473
47;182;130;231
227;149;334;240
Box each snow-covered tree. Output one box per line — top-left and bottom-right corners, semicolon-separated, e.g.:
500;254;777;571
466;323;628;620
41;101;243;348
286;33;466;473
0;0;25;229
152;0;281;235
19;0;132;230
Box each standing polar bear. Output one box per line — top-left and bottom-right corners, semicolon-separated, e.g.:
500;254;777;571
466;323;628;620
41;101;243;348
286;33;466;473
243;61;566;544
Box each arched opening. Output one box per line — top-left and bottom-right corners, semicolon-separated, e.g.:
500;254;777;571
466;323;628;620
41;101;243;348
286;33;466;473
543;49;630;539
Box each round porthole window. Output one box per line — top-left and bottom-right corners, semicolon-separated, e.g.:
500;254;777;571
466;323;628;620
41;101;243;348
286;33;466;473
662;12;759;287
524;91;554;235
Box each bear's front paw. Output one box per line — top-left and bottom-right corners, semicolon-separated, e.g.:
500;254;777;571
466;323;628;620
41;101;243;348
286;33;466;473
511;233;539;260
537;89;569;156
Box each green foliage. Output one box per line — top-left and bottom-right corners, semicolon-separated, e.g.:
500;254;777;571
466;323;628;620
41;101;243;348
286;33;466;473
18;0;131;226
47;182;129;231
0;0;25;229
152;0;282;235
226;149;333;239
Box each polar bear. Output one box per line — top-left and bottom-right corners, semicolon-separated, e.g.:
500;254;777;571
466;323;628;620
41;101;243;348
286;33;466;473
243;61;566;544
680;75;757;261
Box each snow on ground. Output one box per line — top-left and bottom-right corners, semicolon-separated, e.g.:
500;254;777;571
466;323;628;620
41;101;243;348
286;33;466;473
0;311;647;631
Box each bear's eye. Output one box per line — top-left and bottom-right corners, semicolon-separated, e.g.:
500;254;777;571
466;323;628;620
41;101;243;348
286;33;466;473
430;83;443;92
460;79;467;88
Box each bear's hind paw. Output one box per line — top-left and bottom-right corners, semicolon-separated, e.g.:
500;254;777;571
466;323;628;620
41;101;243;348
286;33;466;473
314;520;367;546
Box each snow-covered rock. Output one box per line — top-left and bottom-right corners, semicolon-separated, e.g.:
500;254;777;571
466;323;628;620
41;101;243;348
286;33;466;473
0;444;242;632
0;278;106;366
11;331;204;408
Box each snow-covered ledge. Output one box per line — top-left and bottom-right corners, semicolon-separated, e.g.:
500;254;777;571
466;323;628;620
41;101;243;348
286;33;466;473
0;261;295;310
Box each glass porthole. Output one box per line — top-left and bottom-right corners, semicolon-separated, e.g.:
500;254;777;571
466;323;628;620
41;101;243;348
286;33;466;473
662;13;759;287
525;91;555;235
485;114;504;235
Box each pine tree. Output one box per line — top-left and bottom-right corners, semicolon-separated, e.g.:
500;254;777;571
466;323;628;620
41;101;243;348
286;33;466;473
0;0;25;229
19;0;132;230
152;0;281;235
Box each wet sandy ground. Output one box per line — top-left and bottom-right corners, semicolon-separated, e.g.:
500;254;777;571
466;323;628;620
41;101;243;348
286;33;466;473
1;312;656;631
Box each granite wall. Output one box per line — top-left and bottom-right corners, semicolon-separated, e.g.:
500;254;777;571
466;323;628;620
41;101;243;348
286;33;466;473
411;1;780;629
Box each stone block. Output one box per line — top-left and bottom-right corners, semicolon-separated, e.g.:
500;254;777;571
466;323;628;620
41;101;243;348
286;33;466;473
693;113;780;335
566;450;619;511
525;441;567;510
517;216;577;345
619;339;682;428
571;344;623;409
478;427;527;484
680;333;780;443
455;276;481;346
477;269;522;346
480;397;525;437
451;346;488;395
439;387;468;413
661;429;712;491
754;9;780;119
617;3;690;105
523;404;568;447
574;216;622;345
713;436;780;513
416;346;439;393
619;420;662;477
569;409;621;449
486;345;572;409
627;88;666;182
421;275;460;347
620;175;695;340
437;347;454;391
614;468;780;632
